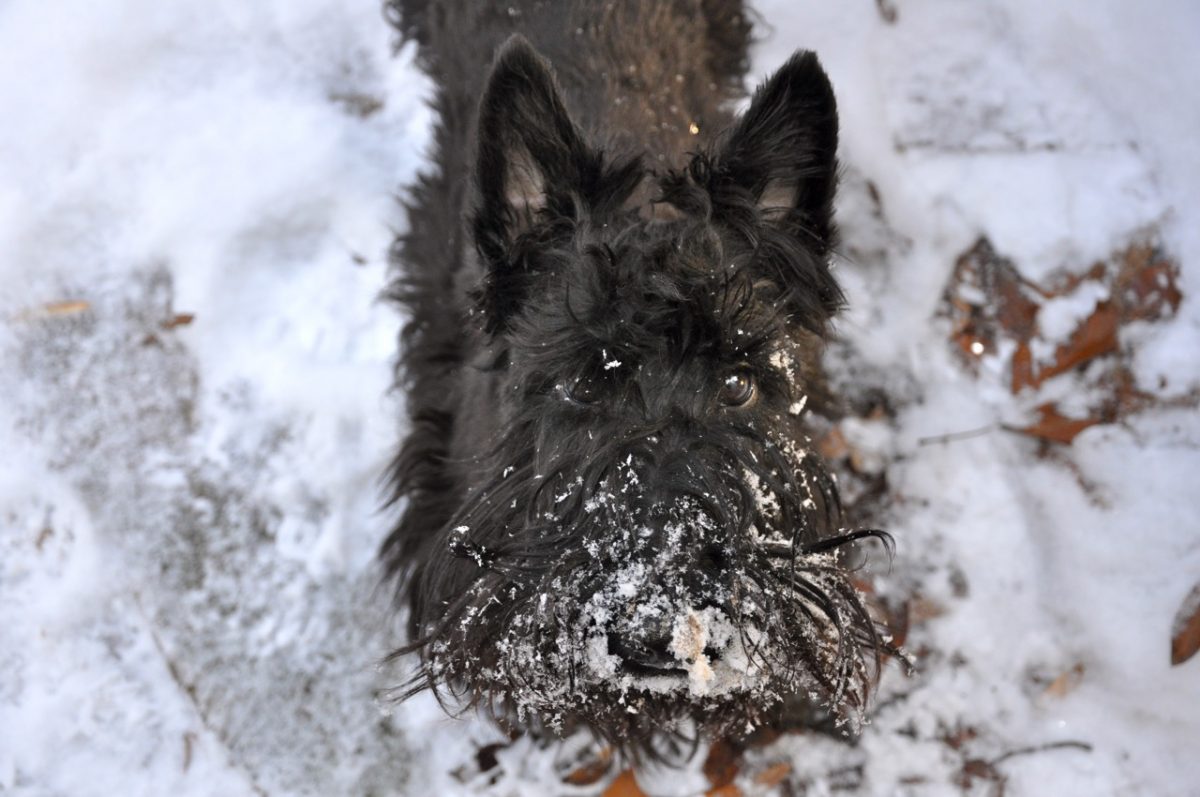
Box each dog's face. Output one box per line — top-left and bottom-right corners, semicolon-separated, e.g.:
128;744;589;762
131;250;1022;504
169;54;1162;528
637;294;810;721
404;38;886;756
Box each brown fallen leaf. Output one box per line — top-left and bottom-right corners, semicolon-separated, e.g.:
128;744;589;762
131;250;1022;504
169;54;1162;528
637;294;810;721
1047;262;1108;296
1015;403;1103;445
703;739;739;790
603;770;647;797
955;758;1005;793
753;762;792;788
941;725;978;751
43;299;91;315
910;596;948;624
329;91;384;118
818;425;849;461
162;312;195;329
14;299;91;321
1011;341;1037;393
1170;583;1200;666
942;236;1186;451
1043;663;1086;698
1114;242;1181;322
942;238;1041;371
1024;301;1120;388
564;747;613;786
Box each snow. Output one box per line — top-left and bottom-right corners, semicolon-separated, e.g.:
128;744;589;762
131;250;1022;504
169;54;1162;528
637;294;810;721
2;1;1198;796
1037;281;1110;343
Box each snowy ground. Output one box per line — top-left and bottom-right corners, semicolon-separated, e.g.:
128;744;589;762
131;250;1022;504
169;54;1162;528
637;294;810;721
1;1;1197;795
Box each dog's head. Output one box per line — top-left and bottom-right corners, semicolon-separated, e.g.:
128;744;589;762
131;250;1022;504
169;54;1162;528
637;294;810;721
399;36;890;758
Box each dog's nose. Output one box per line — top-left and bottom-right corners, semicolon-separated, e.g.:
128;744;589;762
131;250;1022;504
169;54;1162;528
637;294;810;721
607;630;682;674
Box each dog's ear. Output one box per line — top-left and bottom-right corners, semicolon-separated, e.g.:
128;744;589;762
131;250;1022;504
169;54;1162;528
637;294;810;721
472;36;599;334
716;51;839;251
697;51;843;326
475;36;590;246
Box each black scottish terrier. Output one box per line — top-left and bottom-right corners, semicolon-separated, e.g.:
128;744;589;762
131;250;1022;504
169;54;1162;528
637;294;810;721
382;0;890;760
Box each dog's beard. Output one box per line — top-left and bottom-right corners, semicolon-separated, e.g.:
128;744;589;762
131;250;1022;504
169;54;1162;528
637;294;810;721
404;427;887;753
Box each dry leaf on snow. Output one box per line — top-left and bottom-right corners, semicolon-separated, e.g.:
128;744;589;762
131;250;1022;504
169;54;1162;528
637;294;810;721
1170;583;1200;666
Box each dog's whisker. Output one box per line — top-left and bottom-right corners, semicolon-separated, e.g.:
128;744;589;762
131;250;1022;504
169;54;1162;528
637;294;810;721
756;528;895;560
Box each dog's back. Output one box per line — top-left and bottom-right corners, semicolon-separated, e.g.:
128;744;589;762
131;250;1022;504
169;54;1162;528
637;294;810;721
382;0;752;612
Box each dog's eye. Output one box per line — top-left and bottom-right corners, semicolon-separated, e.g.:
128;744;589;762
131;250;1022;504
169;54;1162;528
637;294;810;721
559;377;600;406
719;370;757;407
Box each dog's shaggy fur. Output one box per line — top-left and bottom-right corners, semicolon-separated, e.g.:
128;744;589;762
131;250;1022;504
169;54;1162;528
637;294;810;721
382;0;890;761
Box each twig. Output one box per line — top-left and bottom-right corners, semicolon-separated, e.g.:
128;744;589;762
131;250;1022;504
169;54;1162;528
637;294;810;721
917;425;995;446
136;594;270;796
991;740;1093;766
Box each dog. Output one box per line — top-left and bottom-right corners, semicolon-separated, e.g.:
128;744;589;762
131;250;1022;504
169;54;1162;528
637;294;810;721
381;0;891;761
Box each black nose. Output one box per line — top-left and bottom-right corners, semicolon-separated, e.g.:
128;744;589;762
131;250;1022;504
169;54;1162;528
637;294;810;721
607;630;682;674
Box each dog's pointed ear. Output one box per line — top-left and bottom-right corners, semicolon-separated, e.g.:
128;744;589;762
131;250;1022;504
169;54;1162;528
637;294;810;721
717;51;839;251
475;35;589;247
472;36;601;334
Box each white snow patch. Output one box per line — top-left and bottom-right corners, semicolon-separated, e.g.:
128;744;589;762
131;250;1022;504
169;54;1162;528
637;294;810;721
1038;280;1109;342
